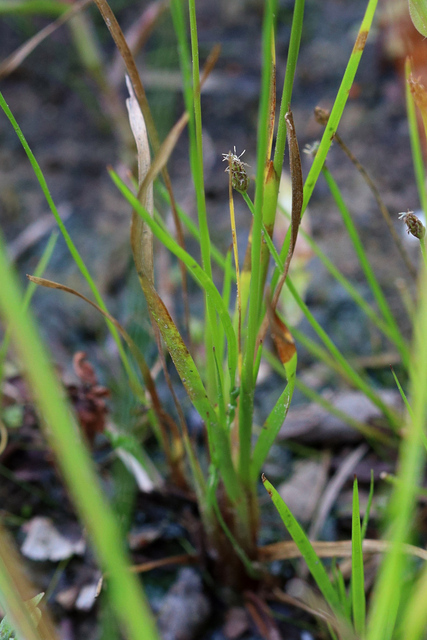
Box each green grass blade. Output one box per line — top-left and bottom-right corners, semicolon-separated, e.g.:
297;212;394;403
399;558;427;639
333;563;352;621
160;181;397;376
273;0;305;178
361;470;375;542
251;352;297;482
239;0;278;487
322;166;408;367
186;0;212;279
264;349;395;445
391;367;414;420
391;366;427;455
351;477;366;637
262;475;341;612
366;277;427;640
289;324;346;375
0;91;141;395
220;248;233;373
185;0;221;400
0;0;66;14
0;231;160;640
0;231;58;366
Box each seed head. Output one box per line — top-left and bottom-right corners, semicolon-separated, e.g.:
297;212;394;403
314;106;330;126
408;74;427;113
223;147;250;193
398;210;426;240
303;141;320;159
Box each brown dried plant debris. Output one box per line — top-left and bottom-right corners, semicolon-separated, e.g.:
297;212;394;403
67;352;110;446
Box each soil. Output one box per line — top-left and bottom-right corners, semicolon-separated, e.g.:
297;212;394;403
0;0;424;639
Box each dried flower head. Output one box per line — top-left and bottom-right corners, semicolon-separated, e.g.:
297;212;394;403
314;106;330;126
398;210;426;240
408;74;427;113
223;147;250;193
303;141;320;159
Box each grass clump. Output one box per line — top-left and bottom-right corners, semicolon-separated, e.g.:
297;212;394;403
1;0;427;638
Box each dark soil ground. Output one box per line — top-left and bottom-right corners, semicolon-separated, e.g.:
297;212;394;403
0;0;425;638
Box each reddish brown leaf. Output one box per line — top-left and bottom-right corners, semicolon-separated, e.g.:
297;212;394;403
72;352;97;386
268;306;296;365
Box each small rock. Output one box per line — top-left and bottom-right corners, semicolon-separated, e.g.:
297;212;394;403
157;568;211;640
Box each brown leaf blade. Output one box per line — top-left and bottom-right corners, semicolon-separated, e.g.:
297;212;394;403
126;76;154;282
269;305;296;365
258;539;427;562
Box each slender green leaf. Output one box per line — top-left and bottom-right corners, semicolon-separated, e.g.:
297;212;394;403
351;477;366;637
185;0;220;402
274;0;305;177
0;1;66;14
333;563;351;621
391;368;414;420
399;555;427;639
408;0;427;36
262;475;341;611
361;470;374;541
239;0;278;488
367;270;427;640
390;368;427;452
0;231;58;367
251;353;296;482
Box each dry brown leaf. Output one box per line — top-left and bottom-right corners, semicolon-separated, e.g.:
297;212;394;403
126;76;154;283
72;352;97;386
269;306;296;365
258;538;427;562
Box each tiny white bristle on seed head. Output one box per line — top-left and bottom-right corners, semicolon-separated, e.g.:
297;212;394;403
398;210;413;220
